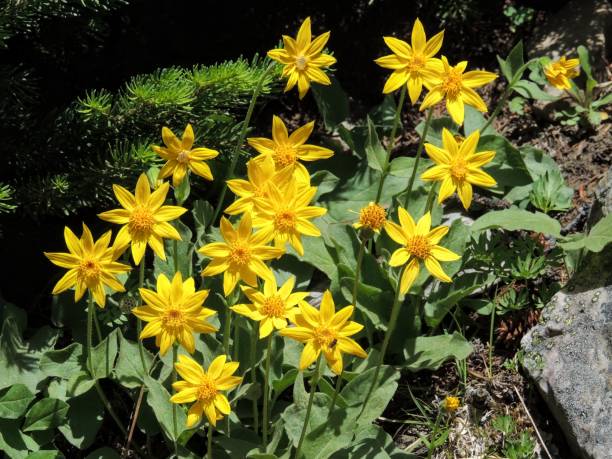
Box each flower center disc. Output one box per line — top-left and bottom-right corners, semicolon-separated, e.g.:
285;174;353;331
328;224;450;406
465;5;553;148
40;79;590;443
314;326;337;348
229;242;251;266
197;376;218;403
162;308;185;330
177;150;190;164
295;55;308;71
407;235;431;259
273;144;297;168
442;69;463;98
129;207;155;235
261;295;285;318
274;209;296;232
359;204;386;230
78;259;101;284
450;159;468;180
407;53;426;73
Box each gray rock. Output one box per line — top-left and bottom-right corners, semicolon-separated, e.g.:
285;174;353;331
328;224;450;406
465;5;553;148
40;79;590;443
521;242;612;458
588;169;612;226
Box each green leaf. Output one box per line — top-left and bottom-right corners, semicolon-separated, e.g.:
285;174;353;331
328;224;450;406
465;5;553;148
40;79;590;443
330;424;417;458
463;105;494;136
365;117;387;172
0;418;40;459
388;156;429;179
369;95;400;133
26;451;65;459
0;384;35;419
22;398;69;432
477;135;531;190
311;170;340;200
415;117;456;145
312;76;349;129
174;176;190;204
401;332;472;371
592;92;612;109
89;328;119;380
560;214;612;253
57;389;103;449
66;371;96;398
498;41;524;82
471;208;562;237
145;376;186;442
84;448;121;459
39;343;84;378
154;220;194;278
115;332;154;389
529;169;573;213
513;80;557;101
577;45;593;80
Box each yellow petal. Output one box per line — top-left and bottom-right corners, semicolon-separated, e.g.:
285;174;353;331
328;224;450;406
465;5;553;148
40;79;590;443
415;212;431;234
296;17;312;50
112;184;136;211
461;87;488;113
438;176;456;203
45;252;79;269
384;221;408;245
154;205;187;222
51;269;77;294
462;70;497;88
421;165;450;181
375;54;405;70
383;36;411;59
430;245;460;262
399;259;420;295
456;180;473;209
458;130;480;158
382;70;409;94
299;341;320;370
466;169;497;188
134;174;151;205
389;248;410;267
319;290;335;322
98;209;130;225
398;207;416;234
424;257;452;282
189;161;213;181
467;151;495;168
182;123;194;150
407;76;423;104
424;30;444;57
411;18;426;53
214;394;231;415
420;87;444;111
307;31;330;56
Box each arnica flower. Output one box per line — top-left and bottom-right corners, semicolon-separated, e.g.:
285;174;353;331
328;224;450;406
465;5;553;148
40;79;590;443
45;224;131;308
248;115;333;183
353;202;387;234
544;56;580;90
421;128;496;209
170;355;242;428
384;209;460;294
98;173;187;265
280;290;367;374
152;124;219;187
199;213;284;296
375;18;444;103
231;275;309;338
267;17;336;99
252;180;327;256
442;395;460;412
132;272;217;356
225;156;292;216
420;56;497;125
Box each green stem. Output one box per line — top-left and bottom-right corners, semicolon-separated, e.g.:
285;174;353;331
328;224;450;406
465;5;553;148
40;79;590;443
357;266;405;421
403;108;433;208
427;411;442;459
210;63;276;228
262;333;273;446
222;307;232;435
425;182;437;214
136;261;147;373
329;237;367;410
172;239;179;275
92;306;102;342
207;424;213;459
294;356;322;459
374;86;407;204
488;301;496;380
250;329;260;434
171;345;179;456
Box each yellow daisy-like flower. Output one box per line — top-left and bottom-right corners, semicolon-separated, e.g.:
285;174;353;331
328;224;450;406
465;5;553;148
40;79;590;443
132;272;217;356
544;56;580;90
231;275;308;338
252;180;327;257
421;128;496;209
98;173;187;265
225;156;292;216
152;124;219;187
170;354;242;428
353;202;387;234
44;224;131;308
280;290;367;375
420;56;497;125
199;213;284;296
267;17;336;99
442;395;460;412
384;209;460;295
248;115;333;183
375;18;444;103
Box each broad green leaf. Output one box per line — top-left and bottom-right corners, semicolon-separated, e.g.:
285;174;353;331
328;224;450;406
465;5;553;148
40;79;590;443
174;175;190;204
192;199;214;243
26;451;65;459
592;92;612;109
22;398;69;432
401;332;472;371
0;384;35;419
89;328;119;380
330;424;417;458
471;208;562;237
0;418;40;459
84;448;121;459
415;116;456;145
115;332;154;388
312;76;349;129
39;343;84;378
66;371;95;398
340;277;392;330
560;214;612;253
529;169;573;213
369;95;400;133
57;389;103;449
463;105;495;136
311;170;340;200
215;427;260;458
477;135;531;190
519;145;560;180
498;41;524;82
144;376;186;441
365;117;387;172
154;220;194;278
576;45;593;80
513;80;557;101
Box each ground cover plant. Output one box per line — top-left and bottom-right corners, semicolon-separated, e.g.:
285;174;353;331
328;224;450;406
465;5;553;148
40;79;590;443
1;4;611;459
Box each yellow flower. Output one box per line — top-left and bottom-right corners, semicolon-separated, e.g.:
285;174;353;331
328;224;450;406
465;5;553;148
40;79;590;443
544;56;580;90
442;395;460;412
199;212;284;296
248;115;333;183
252;180;327;256
152;124;219;187
44;224;131;308
375;18;444;103
132;272;217;356
420;56;497;125
231;275;308;338
267;17;336;99
98;173;187;265
170;354;242;428
353;202;387;233
384;209;460;294
280;290;367;374
421;128;496;209
225;156;292;216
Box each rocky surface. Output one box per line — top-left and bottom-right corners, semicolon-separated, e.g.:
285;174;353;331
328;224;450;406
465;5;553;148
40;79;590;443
522;173;612;459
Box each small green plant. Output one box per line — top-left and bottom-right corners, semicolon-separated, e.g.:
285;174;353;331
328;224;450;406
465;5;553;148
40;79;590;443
529;169;573;214
492;415;536;458
0;183;16;213
503;3;535;33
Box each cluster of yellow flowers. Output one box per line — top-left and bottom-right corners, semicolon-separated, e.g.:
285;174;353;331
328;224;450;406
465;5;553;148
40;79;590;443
45;16;558;443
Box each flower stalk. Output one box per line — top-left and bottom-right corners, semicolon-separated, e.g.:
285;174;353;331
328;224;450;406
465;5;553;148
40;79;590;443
295;356;322;459
262;333;273;446
403;107;433;208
